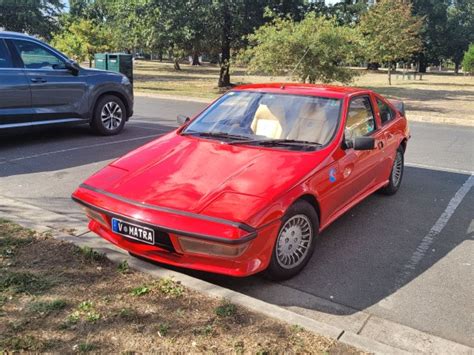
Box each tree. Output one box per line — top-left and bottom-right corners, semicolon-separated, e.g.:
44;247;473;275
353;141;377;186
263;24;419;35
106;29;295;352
462;44;474;75
411;0;450;72
0;0;63;39
51;19;112;66
446;0;474;73
360;0;423;85
240;13;363;84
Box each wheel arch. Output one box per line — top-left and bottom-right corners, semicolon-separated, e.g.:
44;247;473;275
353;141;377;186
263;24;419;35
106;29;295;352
295;193;321;223
92;91;132;120
400;138;408;153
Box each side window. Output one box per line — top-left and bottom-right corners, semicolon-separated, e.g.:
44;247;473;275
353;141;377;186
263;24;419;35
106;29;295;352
345;96;375;139
12;40;64;69
0;40;13;68
377;98;395;124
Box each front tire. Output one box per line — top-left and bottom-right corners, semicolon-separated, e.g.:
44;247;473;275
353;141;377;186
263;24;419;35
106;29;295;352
264;200;319;281
380;146;404;195
91;95;126;135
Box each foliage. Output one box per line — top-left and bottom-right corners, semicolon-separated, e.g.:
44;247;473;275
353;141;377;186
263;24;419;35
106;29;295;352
240;12;363;83
462;44;474;74
215;300;237;317
446;0;474;72
0;0;63;40
51;19;112;65
360;0;423;84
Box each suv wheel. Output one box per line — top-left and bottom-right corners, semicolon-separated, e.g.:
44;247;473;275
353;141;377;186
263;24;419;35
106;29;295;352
91;95;126;135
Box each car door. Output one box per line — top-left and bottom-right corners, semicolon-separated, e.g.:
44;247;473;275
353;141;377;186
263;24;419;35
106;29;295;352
0;38;33;128
374;94;400;178
9;38;88;123
331;95;386;213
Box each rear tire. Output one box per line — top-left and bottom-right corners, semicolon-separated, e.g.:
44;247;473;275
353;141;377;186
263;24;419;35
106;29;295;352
380;146;404;195
264;200;319;281
90;95;126;135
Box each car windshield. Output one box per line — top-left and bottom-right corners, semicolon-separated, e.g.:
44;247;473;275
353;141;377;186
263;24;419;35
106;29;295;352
182;91;342;149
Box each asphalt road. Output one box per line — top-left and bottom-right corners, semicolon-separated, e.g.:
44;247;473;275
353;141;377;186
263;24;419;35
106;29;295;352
0;95;473;347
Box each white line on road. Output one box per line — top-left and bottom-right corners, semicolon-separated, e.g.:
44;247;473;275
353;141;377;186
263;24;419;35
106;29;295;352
0;134;161;165
395;174;474;289
405;162;474;175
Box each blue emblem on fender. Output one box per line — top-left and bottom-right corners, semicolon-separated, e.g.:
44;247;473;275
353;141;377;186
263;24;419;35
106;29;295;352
329;168;337;183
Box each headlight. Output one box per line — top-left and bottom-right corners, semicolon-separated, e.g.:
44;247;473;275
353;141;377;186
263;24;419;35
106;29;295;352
121;75;131;85
177;236;250;258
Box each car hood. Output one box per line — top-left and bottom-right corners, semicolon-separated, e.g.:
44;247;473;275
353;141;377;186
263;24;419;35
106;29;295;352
83;132;328;222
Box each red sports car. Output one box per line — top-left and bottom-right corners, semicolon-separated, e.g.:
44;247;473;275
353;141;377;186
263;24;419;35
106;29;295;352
72;83;410;280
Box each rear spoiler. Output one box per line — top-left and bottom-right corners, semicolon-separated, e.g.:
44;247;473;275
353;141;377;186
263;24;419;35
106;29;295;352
389;99;405;116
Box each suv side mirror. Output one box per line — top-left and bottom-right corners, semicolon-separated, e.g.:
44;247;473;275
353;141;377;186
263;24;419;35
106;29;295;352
177;114;190;125
344;136;375;150
64;60;80;75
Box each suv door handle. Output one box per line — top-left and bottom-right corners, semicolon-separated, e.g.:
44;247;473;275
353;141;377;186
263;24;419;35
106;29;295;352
31;78;47;83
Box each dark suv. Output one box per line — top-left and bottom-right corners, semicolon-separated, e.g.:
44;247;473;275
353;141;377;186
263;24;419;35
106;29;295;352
0;31;133;135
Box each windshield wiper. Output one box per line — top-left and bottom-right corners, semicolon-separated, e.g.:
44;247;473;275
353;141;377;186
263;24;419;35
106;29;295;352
228;138;322;147
181;131;249;141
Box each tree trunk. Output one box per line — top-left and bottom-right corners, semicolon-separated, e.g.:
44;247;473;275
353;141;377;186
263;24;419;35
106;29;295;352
218;1;231;88
158;50;163;62
454;61;460;74
387;65;392;85
192;52;200;66
418;54;427;73
174;58;181;71
89;58;93;68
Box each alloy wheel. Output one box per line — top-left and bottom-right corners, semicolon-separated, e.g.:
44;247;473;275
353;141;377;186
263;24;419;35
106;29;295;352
101;102;123;130
276;214;313;269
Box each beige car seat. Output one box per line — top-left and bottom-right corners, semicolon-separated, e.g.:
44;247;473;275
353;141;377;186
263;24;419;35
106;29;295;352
287;103;336;144
251;102;287;139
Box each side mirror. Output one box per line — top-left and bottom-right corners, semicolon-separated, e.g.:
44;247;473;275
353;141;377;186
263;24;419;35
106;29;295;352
177;114;190;125
64;60;80;75
344;136;375;150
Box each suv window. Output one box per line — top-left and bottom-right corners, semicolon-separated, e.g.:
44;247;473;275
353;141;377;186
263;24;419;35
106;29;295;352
12;39;65;69
0;40;12;68
377;97;395;124
345;96;375;139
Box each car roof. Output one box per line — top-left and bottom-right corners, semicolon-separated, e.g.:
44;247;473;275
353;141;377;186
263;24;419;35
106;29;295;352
0;31;40;41
233;83;370;99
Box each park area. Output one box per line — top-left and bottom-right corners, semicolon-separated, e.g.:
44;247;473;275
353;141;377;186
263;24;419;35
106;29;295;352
133;61;474;126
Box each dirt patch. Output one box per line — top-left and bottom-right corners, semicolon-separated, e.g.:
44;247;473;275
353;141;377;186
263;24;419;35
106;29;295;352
0;220;362;353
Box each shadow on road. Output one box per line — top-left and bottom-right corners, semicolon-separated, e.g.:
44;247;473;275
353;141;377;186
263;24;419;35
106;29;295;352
135;167;472;318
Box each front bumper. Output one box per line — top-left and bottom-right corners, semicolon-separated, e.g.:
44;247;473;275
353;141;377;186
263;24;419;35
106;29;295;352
72;185;280;277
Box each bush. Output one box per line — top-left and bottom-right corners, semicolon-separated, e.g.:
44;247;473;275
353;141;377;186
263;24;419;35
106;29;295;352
462;44;474;74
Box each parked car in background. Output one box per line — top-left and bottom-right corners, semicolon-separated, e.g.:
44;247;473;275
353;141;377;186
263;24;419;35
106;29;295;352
72;83;410;280
0;31;133;135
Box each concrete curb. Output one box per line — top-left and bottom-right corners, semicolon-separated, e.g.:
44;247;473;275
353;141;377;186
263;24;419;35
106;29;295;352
1;196;472;354
134;91;473;127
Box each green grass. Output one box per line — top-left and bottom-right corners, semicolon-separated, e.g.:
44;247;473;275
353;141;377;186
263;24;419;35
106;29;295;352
0;271;51;294
131;285;150;296
117;260;130;274
156;278;185;297
215;300;237;317
76;246;106;262
28;299;67;315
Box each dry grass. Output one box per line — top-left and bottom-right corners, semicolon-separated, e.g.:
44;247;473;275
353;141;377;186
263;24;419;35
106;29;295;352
132;60;474;124
0;220;362;353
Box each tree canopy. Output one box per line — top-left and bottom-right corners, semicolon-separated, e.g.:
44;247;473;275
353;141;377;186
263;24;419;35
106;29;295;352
0;0;63;39
240;12;363;84
462;44;474;75
360;0;423;84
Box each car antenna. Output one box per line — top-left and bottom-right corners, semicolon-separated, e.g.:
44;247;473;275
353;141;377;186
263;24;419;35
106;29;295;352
289;47;310;81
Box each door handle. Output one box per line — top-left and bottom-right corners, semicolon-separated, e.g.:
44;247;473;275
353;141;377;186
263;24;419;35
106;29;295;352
31;78;47;83
377;141;384;149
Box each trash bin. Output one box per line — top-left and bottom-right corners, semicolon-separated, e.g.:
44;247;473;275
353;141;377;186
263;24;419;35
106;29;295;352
94;53;133;83
94;53;107;70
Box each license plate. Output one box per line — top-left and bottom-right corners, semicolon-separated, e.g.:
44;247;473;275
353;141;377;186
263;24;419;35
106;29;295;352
111;218;155;245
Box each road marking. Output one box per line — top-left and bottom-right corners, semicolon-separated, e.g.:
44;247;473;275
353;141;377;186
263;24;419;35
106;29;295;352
405;162;474;175
0;134;161;164
129;123;173;132
395;174;474;289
